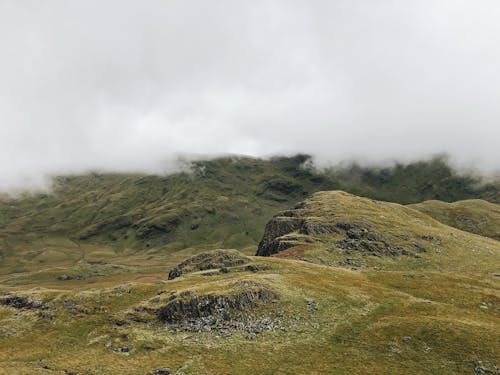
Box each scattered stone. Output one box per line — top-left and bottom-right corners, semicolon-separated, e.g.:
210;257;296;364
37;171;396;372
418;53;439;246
62;299;88;314
57;272;105;281
420;235;442;244
245;332;257;340
306;299;319;312
113;347;130;353
245;264;260;272
57;274;84;281
471;361;497;374
0;295;48;310
402;336;412;342
151;368;170;375
336;258;363;269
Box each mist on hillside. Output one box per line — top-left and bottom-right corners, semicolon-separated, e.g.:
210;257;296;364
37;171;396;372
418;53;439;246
1;0;499;192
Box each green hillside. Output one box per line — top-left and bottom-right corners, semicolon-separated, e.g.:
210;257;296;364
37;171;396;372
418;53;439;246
0;155;499;374
410;199;500;240
0;192;498;374
0;155;497;255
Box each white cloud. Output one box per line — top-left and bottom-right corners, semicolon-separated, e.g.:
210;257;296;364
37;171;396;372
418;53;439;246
1;0;499;191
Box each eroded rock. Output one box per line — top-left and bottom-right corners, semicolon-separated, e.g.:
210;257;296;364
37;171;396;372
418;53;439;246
0;295;48;310
167;250;249;280
130;281;282;334
157;284;278;324
256;192;429;258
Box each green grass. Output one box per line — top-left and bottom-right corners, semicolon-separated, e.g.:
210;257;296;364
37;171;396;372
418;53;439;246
410;199;500;240
0;155;498;374
0;255;498;374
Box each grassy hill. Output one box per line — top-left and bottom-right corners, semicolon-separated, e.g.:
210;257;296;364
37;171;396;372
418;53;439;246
256;191;499;274
0;192;498;374
410;199;500;240
0;155;499;374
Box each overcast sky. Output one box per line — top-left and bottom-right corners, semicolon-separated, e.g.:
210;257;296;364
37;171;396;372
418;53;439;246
1;0;499;191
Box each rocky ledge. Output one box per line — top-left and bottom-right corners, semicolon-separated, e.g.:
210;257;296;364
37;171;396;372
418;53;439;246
256;191;430;258
130;281;281;334
168;250;250;280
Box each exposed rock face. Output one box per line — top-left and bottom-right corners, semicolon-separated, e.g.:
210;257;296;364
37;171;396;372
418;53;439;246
257;216;305;256
157;285;278;324
256;204;345;256
130;281;280;334
168;250;249;280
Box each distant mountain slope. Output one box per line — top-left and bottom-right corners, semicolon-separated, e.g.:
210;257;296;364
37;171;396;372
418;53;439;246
0;155;333;254
256;191;500;275
0;155;498;259
326;157;500;204
410;199;500;240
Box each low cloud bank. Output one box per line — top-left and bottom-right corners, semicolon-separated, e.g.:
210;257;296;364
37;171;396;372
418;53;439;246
1;1;499;191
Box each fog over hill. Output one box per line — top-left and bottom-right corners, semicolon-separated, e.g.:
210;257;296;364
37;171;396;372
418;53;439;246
1;0;499;191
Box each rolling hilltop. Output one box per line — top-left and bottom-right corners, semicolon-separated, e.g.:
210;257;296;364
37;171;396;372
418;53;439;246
0;155;499;374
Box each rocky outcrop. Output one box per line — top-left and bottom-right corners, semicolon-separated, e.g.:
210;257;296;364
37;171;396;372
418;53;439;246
130;281;281;334
157;285;278;324
256;208;344;256
168;250;250;280
256;216;304;256
0;295;48;310
256;191;429;258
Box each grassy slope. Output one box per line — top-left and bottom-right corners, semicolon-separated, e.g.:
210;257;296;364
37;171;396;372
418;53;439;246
0;190;498;374
0;156;499;374
410;199;500;240
0;255;498;374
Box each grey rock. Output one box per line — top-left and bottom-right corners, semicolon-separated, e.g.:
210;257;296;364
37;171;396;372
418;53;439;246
168;250;249;280
151;368;171;375
113;347;130;353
